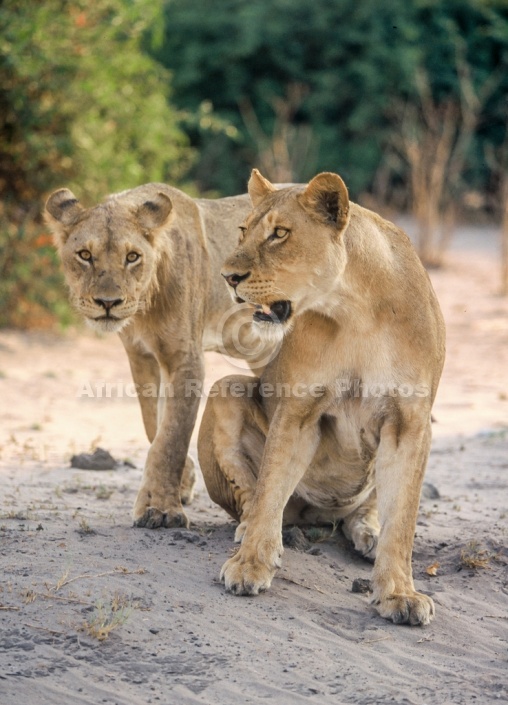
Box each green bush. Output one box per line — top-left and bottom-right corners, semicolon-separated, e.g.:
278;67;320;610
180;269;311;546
0;0;193;328
0;207;73;329
152;0;508;199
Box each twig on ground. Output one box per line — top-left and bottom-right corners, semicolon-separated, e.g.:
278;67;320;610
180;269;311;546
24;623;65;636
34;592;92;605
484;615;508;620
360;635;392;645
51;566;145;593
278;575;327;594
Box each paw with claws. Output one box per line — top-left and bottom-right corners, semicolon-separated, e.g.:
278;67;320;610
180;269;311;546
220;536;282;596
343;518;379;562
133;485;188;529
133;506;189;529
373;591;435;626
133;456;195;529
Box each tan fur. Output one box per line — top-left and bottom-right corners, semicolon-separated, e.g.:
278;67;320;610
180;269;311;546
197;170;446;626
45;183;276;529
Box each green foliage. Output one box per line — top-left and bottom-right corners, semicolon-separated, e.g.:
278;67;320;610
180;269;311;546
410;0;508;192
151;0;419;193
152;0;508;198
0;0;193;328
0;0;192;203
1;0;508;327
0;208;73;329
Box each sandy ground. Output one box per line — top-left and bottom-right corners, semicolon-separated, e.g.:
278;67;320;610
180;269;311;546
1;227;508;705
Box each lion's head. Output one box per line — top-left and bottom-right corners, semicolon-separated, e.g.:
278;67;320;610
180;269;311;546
45;186;174;333
222;170;350;334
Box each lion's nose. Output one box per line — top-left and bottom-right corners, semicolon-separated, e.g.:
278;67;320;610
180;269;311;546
222;271;250;289
94;297;124;312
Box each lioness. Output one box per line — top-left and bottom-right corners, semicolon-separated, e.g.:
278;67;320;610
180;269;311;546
197;170;445;626
45;183;272;529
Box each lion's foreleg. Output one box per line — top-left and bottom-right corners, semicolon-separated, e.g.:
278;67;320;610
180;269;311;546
371;418;434;626
119;332;161;443
133;350;203;529
220;405;321;596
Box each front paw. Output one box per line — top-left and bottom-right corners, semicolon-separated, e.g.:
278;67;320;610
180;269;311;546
133;507;189;529
220;540;282;596
133;488;188;529
373;591;435;626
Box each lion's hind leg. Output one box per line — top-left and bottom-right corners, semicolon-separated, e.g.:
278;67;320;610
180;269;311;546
372;419;435;626
180;456;197;506
197;375;267;538
342;489;380;561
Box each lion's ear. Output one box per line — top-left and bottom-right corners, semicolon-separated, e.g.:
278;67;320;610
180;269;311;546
136;192;173;231
44;188;83;245
299;173;349;230
248;169;276;207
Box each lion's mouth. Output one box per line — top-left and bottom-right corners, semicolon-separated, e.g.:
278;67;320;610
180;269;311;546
94;314;122;322
234;296;292;324
86;313;130;334
253;300;292;325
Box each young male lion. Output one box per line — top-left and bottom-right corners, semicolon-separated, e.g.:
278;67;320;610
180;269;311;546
45;183;274;530
197;169;446;626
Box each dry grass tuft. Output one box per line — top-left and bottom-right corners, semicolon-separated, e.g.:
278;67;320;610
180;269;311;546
460;541;492;570
95;485;113;500
82;599;132;641
76;518;96;535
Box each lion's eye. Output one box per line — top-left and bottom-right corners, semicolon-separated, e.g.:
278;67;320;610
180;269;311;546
238;226;247;242
126;252;140;264
78;250;92;261
269;227;290;241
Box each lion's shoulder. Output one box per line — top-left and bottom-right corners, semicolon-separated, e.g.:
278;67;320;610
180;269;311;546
344;202;425;281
